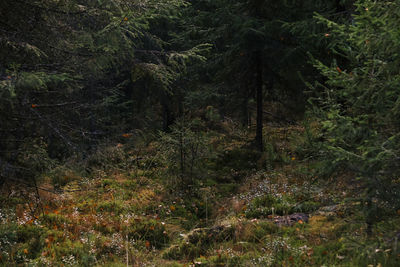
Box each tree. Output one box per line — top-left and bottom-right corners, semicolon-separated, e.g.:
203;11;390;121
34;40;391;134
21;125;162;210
0;0;208;186
311;0;400;230
182;0;352;152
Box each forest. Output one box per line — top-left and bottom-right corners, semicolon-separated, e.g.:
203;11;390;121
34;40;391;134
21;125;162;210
1;0;400;266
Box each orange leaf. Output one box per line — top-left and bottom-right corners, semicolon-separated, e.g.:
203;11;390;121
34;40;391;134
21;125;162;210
169;205;175;211
298;220;303;224
23;249;29;254
145;240;150;249
336;66;342;73
123;17;128;21
149;225;155;231
122;133;132;138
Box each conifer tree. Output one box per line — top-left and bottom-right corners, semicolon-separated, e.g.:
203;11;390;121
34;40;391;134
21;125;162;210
184;0;352;151
0;0;207;185
311;0;400;229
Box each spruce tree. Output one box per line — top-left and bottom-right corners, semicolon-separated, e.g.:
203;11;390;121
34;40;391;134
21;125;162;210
311;0;400;229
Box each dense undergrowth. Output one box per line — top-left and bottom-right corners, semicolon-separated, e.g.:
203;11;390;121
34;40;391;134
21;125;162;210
1;119;399;266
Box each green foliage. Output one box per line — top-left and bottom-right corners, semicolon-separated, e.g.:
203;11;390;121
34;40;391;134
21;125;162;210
47;166;82;189
85;145;127;171
245;194;295;218
97;200;126;215
310;0;400;225
0;223;47;264
125;218;169;249
158;118;210;186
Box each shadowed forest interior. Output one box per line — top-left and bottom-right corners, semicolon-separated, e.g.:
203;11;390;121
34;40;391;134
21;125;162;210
1;0;400;266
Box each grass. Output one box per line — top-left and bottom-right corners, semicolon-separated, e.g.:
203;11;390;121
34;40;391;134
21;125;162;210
0;124;400;266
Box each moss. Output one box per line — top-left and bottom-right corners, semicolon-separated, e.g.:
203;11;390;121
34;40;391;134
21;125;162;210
41;213;71;227
163;243;202;260
214;148;261;181
123;179;137;189
218;183;239;196
101;179;119;188
125;218;169;249
97;200;125;214
0;224;47;261
245;194;296;218
292;201;320;213
251;221;279;241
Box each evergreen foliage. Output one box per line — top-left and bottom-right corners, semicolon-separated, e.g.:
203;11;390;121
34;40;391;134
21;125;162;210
1;0;400;265
310;0;400;226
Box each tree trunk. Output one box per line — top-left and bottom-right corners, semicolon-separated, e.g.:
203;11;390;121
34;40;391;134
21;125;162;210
161;92;174;132
255;51;263;152
240;86;249;127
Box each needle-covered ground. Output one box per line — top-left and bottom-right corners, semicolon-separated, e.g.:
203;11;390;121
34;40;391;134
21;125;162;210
1;122;399;266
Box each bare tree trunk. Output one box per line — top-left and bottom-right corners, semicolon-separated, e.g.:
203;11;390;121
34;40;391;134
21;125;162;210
255;51;263;152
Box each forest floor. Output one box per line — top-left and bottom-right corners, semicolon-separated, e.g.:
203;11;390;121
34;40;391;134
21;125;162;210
1;121;400;266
